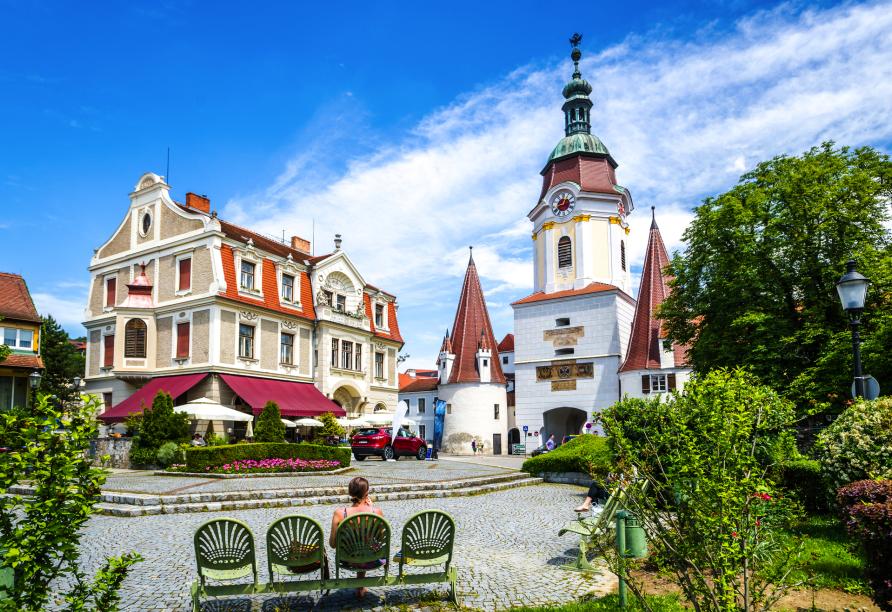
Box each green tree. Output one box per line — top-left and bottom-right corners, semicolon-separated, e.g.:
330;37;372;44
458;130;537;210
133;391;190;451
0;394;140;610
315;411;345;443
660;143;892;416
254;401;285;442
598;369;803;612
37;315;86;404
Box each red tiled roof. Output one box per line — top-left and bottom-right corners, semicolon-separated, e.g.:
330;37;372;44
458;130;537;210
219;244;316;321
401;377;439;393
497;333;514;353
399;369;437;390
512;282;625;305
363;294;403;344
0;273;41;323
619;212;688;372
1;354;44;370
447;253;505;385
539;155;621;202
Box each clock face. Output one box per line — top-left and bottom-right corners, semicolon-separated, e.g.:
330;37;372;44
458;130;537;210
550;191;576;217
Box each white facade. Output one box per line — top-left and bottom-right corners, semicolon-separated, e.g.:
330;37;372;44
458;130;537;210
438;382;508;455
400;390;437;444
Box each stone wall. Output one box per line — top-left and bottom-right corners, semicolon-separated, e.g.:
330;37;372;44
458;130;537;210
538;471;592;486
91;437;133;469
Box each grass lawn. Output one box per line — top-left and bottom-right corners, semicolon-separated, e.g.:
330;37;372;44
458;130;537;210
510;593;687;611
779;514;869;595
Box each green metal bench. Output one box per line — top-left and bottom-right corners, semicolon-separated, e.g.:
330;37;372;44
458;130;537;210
558;480;649;572
191;511;459;610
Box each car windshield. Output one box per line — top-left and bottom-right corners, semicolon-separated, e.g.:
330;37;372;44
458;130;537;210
397;428;410;437
356;428;382;436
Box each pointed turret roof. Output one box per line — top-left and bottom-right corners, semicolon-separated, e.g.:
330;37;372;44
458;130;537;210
620;208;687;372
439;329;453;353
446;249;506;384
120;263;154;309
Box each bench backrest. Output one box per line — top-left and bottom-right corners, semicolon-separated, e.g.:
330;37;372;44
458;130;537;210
193;518;257;585
266;515;325;579
400;510;455;572
335;513;391;577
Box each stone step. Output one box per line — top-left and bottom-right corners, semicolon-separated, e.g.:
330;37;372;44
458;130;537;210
95;477;544;517
95;470;531;507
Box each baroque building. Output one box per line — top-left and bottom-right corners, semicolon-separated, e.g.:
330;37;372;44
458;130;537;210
85;173;403;427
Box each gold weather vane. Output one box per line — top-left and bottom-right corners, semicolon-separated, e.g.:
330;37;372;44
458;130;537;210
569;33;582;48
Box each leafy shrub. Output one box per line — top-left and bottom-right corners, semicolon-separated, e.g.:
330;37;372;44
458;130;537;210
155;441;181;468
128;446;157;467
184;442;351;472
815;397;892;495
522;434;612;479
314;411;345;444
837;479;892;611
132;391;190;451
204;433;228;446
0;394;141;610
254;401;285;443
780;458;829;513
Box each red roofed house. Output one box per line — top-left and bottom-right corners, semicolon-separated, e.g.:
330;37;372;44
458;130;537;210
618;208;691;397
511;39;638;446
84;172;403;435
0;272;43;410
434;249;508;454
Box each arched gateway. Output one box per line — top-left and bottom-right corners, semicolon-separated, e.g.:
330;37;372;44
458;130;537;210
542;407;587;443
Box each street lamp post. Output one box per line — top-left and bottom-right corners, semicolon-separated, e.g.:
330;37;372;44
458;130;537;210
28;370;42;408
835;259;871;399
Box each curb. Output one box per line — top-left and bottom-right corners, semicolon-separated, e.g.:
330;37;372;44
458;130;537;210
152;466;354;479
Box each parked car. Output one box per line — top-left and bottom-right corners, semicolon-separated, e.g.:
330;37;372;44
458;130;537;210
561;434;579;445
530;444;549;457
350;427;427;461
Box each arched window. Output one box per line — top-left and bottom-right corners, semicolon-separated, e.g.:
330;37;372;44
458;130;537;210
124;319;147;358
557;236;572;269
621;240;627;271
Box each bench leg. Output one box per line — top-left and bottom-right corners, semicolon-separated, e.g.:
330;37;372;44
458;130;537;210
190;580;201;612
449;567;459;606
560;538;598;573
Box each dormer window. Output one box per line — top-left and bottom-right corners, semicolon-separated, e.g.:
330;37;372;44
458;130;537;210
335;294;347;312
375;303;384;328
240;261;256;290
558;236;572;269
282;273;295;302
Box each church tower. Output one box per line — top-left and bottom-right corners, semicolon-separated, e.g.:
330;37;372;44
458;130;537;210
511;35;636;447
530;34;634;295
438;248;508;454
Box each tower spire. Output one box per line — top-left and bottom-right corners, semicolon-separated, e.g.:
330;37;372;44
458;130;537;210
562;33;593;137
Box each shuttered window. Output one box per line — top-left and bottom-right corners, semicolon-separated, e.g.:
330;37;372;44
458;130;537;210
176;322;190;358
178;258;192;292
105;277;116;307
621;240;627;271
124;319;147;358
641;375;650;394
557;236;572;269
103;334;115;367
668;373;677;391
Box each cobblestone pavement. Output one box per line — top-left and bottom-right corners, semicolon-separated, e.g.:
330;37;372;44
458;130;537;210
73;483;614;611
103;460;512;495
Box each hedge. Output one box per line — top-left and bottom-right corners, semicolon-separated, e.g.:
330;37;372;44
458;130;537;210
780;458;829;513
837;479;892;610
521;434;613;479
184;442;351;472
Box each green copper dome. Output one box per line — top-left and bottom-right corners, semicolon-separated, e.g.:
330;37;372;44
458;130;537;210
548;132;610;163
562;76;593;100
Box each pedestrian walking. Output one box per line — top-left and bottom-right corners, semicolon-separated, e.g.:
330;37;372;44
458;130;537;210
471;439;477;455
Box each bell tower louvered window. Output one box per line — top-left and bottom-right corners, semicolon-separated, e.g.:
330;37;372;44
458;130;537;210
124;319;147;358
621;240;627;271
557;236;572;269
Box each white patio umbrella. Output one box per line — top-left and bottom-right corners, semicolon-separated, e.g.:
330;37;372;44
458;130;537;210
294;417;324;427
281;418;297;428
245;420;254;438
365;413;416;427
175;397;253;422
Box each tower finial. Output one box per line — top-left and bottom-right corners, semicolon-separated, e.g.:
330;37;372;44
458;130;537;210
569;33;583;78
650;206;658;230
468;246;474;263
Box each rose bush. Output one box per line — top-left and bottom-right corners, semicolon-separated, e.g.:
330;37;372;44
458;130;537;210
208;458;341;474
814;397;892;495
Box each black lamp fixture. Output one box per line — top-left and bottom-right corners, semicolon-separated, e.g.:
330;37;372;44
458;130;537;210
836;259;870;398
29;370;42;390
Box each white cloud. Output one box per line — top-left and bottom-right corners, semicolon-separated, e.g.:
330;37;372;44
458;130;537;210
223;1;892;371
32;292;85;331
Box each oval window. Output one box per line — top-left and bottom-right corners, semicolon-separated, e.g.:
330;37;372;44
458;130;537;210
141;212;152;236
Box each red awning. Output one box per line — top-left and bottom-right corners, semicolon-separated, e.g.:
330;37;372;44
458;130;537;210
219;374;345;418
99;373;208;421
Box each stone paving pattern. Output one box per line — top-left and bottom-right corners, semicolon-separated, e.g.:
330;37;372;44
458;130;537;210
71;462;613;611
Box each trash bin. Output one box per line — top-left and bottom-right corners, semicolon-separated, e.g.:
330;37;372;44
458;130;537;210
622;513;648;558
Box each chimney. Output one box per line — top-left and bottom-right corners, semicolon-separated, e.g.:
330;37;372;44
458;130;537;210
185;192;211;213
407;368;417;378
290;235;311;255
334;234;343;250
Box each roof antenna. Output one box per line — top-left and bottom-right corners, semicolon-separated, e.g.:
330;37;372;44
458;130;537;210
166;147;170;186
312;218;315;256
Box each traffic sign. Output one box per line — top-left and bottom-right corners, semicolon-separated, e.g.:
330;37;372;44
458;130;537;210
585;422;592;430
522;425;529;432
534;431;539;437
852;376;881;400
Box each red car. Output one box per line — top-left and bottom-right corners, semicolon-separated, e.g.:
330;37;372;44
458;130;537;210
350;427;427;461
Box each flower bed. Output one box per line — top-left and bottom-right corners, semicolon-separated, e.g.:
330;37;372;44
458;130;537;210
207;458;341;474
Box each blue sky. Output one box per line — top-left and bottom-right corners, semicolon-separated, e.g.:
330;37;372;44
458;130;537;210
3;1;892;370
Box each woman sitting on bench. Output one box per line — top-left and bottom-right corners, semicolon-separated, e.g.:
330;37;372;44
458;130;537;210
329;476;385;598
574;480;609;513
